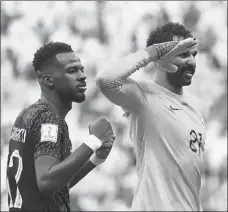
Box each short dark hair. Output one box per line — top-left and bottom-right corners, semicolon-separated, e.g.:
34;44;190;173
146;22;193;47
32;42;73;72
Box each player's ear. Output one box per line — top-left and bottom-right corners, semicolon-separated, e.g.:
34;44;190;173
37;71;54;87
42;75;54;87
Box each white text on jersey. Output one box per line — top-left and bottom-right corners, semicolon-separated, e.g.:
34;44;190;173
10;127;26;143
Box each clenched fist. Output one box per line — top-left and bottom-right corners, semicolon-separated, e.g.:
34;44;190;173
95;134;115;159
89;117;114;144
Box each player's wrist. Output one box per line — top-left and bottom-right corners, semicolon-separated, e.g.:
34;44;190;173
89;153;105;166
135;49;152;64
144;46;159;62
83;135;102;152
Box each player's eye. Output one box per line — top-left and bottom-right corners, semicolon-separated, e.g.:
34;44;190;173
179;52;189;58
193;52;197;58
67;68;78;74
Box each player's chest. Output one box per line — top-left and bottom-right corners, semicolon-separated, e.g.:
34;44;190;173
142;94;206;156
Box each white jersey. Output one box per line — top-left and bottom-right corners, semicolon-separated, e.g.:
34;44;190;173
96;50;206;211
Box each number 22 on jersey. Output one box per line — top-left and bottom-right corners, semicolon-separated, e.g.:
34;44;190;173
7;149;23;209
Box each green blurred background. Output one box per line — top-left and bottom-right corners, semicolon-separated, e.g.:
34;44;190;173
1;1;227;211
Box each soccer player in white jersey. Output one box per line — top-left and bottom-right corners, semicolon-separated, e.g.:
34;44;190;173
96;22;206;211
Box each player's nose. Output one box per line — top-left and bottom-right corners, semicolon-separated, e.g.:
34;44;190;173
77;70;86;82
186;58;196;70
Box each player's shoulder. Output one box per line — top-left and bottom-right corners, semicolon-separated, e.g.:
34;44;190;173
16;100;59;129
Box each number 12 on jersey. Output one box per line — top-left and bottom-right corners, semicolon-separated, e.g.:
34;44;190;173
7;149;23;209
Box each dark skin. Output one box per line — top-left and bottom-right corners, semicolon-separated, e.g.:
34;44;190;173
35;52;114;196
155;38;198;95
38;52;87;117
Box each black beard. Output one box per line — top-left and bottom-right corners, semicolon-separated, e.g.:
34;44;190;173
172;64;195;76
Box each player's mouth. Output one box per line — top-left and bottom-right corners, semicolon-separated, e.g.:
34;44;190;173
183;69;195;78
77;83;87;92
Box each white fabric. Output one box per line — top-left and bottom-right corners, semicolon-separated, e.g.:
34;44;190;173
96;51;206;211
84;135;102;152
89;153;105;166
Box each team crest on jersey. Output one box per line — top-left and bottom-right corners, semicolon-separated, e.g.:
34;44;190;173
41;124;58;143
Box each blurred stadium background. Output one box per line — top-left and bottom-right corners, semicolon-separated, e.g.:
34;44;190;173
1;1;227;211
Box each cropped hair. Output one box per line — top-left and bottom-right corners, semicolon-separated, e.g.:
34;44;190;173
146;22;193;47
32;42;73;72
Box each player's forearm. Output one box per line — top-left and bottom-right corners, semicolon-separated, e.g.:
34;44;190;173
69;160;96;189
96;50;153;89
41;144;93;195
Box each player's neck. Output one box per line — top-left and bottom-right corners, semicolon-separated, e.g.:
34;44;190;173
40;92;72;119
154;75;183;95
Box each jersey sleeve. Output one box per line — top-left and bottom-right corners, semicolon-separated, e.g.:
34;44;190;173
31;111;63;161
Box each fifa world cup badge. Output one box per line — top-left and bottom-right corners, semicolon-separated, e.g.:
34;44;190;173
40;124;58;143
